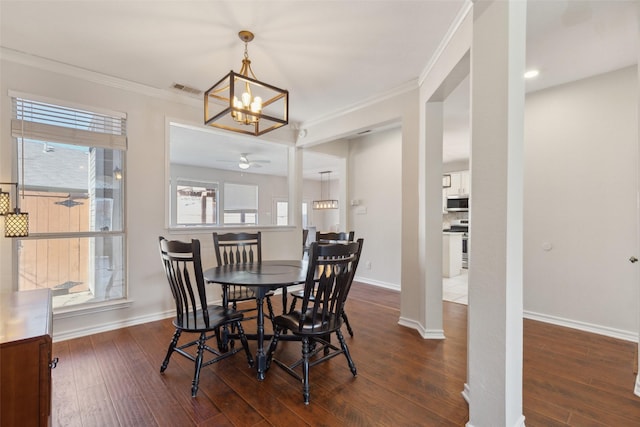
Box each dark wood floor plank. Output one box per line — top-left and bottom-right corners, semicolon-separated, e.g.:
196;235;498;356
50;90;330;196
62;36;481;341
65;336;104;391
50;341;83;427
196;367;271;427
112;325;197;427
127;320;225;425
213;360;312;426
77;383;121;427
50;282;640;426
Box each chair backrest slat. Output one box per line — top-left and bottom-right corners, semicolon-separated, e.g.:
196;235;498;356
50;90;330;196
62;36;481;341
159;236;210;328
298;239;363;333
316;231;355;244
213;232;262;266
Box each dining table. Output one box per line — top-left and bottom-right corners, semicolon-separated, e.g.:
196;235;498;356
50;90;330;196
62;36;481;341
204;259;308;380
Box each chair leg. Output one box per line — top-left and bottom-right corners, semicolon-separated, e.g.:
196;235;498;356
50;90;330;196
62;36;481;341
235;321;254;367
336;329;357;377
228;301;238;349
302;337;311;405
289;296;298;313
266;326;282;370
281;288;288;315
161;328;181;372
216;325;229;353
191;332;207;397
342;310;354;337
265;296;276;327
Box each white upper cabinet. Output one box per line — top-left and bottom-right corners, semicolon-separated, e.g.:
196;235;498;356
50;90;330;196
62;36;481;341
444;170;470;196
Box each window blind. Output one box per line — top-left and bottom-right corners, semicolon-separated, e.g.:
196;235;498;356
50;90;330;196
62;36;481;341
224;183;258;210
11;97;127;150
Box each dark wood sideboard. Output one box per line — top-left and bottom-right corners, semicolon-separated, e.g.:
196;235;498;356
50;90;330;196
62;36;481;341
1;288;54;427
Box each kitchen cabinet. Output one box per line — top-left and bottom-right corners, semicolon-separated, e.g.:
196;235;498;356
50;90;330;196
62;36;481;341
445;170;470;196
1;289;54;427
443;232;462;277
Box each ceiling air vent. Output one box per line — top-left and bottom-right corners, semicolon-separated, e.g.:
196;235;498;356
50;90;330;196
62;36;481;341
171;83;202;96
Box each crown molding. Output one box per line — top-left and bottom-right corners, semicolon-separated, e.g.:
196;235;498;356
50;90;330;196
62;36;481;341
0;47;200;108
0;48;298;144
300;1;473;131
419;0;473;86
300;78;418;130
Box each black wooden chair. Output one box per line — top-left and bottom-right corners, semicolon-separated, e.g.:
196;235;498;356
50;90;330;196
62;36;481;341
212;232;276;331
158;236;253;397
302;228;310;257
267;239;364;404
289;231;356;336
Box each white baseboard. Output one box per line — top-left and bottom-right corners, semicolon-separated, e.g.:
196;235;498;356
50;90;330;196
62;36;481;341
353;276;400;291
635;374;640;397
53;309;174;342
466;417;525;427
524;310;638;342
356;279;443;339
397;316;445;339
462;383;470;403
463;383;526;427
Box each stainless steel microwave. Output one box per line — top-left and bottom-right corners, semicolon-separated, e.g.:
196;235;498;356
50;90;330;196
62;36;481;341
446;195;469;212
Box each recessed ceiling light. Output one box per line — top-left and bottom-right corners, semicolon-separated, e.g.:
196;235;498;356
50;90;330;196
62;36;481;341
524;69;540;79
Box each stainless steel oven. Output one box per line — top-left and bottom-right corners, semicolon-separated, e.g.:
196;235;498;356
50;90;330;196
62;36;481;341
448;219;469;269
461;234;468;268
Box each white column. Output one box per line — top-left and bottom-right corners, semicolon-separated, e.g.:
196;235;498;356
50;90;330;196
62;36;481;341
466;1;526;426
423;101;445;337
635;0;640;399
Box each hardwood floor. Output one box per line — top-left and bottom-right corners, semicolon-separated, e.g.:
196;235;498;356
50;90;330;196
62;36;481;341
51;282;640;426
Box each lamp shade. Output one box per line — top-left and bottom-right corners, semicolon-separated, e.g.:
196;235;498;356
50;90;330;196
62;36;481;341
5;209;29;237
0;191;9;215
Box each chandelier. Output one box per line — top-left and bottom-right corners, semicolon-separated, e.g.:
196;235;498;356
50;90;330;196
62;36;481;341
312;171;338;210
204;30;289;136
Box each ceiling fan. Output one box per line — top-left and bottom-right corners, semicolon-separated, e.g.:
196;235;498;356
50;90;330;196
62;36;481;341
237;153;270;170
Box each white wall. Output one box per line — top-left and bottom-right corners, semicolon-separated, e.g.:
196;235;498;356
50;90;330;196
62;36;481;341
524;65;639;338
348;127;402;289
0;57;302;340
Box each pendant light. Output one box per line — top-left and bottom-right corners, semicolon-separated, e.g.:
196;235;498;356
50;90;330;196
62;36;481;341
312;171;338;210
0;182;29;237
204;30;289;136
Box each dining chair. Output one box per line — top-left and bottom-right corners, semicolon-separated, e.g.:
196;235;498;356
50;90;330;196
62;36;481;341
289;231;356;336
302;228;310;257
212;232;276;332
158;236;253;397
266;238;364;404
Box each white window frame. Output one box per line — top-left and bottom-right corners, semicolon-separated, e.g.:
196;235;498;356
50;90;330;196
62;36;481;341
173;178;219;226
223;182;258;225
10;92;128;313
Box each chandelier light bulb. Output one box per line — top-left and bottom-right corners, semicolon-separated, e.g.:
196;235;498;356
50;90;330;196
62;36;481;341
242;92;252;107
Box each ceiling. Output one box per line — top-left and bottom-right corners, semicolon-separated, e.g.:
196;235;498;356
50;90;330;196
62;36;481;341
1;1;637;170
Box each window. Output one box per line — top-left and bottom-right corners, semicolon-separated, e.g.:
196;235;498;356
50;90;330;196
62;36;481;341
175;179;218;225
11;95;127;310
273;200;308;227
302;202;309;228
276;201;288;226
169;122;290;228
223;182;258;225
